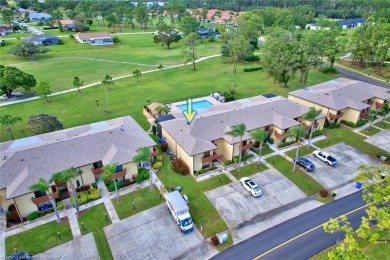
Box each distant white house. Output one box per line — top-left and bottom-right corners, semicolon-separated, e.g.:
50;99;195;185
336;18;366;29
75;32;113;45
29;12;51;22
0;26;13;36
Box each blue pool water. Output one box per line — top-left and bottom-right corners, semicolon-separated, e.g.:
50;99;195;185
176;100;213;111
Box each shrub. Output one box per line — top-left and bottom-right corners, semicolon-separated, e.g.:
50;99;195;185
88;188;101;200
8;204;16;212
233;154;254;162
341;120;356;128
319;67;337;74
278;141;296;148
224;95;234;102
136;173;144;184
306;130;324;139
92;182;97;189
69;35;74;39
224;160;232;166
123;179;131;187
161;143;168;152
136;167;150;183
39;211;46;217
211;234;219;246
46;208;54;214
113;36;121;44
324;122;340;129
319;189;329;198
71;191;90;206
27;211;40;221
109;180;119;192
268;138;274;144
42;26;58;30
152;125;157;135
356;119;367;127
153;161;162;169
172;158;189;175
243;66;262;72
210;165;218;171
198;169;206;174
233;157;239;163
156;155;163;162
7;211;20;223
56;201;65;210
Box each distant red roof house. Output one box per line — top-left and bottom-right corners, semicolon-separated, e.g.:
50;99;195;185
75;32;113;45
191;9;244;25
53;20;76;30
0;26;13;36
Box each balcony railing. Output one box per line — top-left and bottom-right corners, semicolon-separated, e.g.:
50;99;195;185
360;111;369;118
303;122;319;131
266;129;274;134
201;152;218;163
109;168;127;181
328;112;344;120
273;130;284;138
151;146;159;157
31;186;59;205
91;167;103;175
241;142;254;152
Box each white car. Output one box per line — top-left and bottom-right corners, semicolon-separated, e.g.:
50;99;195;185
240;177;262;197
312;150;338;166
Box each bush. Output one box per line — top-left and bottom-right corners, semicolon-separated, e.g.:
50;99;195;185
8;204;16;212
306;130;324;139
71;191;90;206
69;35;74;39
153;161;162;169
7;211;20;223
156;155;163;162
319;67;337;74
113;36;121;44
42;26;58;30
210;165;218;171
152;125;157;135
278;141;296;148
92;182;97;189
136;167;150;183
211;234;219;246
27;211;40;221
341;120;356;128
319;189;329;198
224;95;234;102
161;143;168;152
233;154;254;162
56;201;65;210
356;119;367;127
198;169;206;174
224;160;232;166
244;55;260;62
172;158;189;175
324;122;340;129
243;66;262;72
88;188;101;200
109;180;119;192
136;173;144;183
268;138;274;144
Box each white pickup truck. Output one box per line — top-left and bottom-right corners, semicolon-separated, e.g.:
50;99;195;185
313;150;338;166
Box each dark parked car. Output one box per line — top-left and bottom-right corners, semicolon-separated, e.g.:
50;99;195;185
296;157;315;172
8;251;32;260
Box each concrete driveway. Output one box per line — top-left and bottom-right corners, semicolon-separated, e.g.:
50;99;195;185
309;142;380;195
104;204;217;260
364;130;390;153
205;168;322;243
34;233;100;260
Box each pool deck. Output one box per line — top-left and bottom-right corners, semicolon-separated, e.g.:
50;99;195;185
169;96;222;118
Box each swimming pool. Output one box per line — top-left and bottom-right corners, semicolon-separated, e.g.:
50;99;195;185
176;100;213;111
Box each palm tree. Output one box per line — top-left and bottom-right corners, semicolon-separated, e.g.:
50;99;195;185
249;129;268;170
303;107;322;148
132;146;153;191
161;105;171;115
368;110;377;130
284;126;306;173
225;124;247;176
380;103;390;127
50;167;80;214
154;105;164;116
29;178;60;222
0;114;22;140
100;163;120;203
101;75;114;113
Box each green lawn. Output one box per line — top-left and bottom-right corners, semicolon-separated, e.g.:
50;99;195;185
5;219;73;256
375;121;390;130
285;146;316;160
266;155;324;196
0;57;337;142
77;203;113;260
230;162;268;180
158;155;229;238
250;146;275;156
314;194;334;204
315;128;387;159
112;186;163;220
360;127;381;136
215;233;234;252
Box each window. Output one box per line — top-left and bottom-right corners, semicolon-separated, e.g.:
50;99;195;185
203;151;210;157
93;161;102;169
264;125;270;131
242;140;247;145
115;165;123;173
76;180;80;187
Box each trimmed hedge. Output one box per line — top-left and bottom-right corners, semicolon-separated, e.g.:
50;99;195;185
233;153;254;162
278;141;296;148
341;120;356;128
224;160;232;166
27;211;39;221
57;201;65;210
319;67;337;74
153;161;162;169
225;95;234;102
243;66;262;72
306;130;324;139
324;123;340;129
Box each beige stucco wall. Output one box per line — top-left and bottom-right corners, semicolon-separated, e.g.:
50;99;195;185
176;144;194;174
371;98;386;110
193;153;204;173
288;95;329;112
124;162;138;180
67;164;96;190
232;143;240;158
161;128;177;155
14;192;38;218
214;139;233;160
0;189;14;212
341;108;360;123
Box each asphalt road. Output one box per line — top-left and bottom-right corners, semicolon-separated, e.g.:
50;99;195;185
336;67;388;88
212;191;365;260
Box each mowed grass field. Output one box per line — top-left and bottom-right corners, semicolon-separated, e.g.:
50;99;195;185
0;56;337;142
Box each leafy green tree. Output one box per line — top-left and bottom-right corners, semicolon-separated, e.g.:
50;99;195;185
132;146;154;191
181;32;200;70
165;1;186;26
225;124;247;175
1;9;14;26
101;75;113;113
324;164;390;259
229;36;251;73
157;64;164;74
100;163;120;203
0;114;22;140
249;129;268;169
9;41;49;59
133;69;142;83
29;178;60;222
325;36;348;68
153;21;181;49
134;2;149;30
303;107;322;148
179;16;199;36
27;114;63;135
35;81;52;103
0;66;36;97
284;126;306;173
73;76;84;94
105;13;118;33
58;20;64;32
50;167;81;214
380;103;389;127
226;81;238;96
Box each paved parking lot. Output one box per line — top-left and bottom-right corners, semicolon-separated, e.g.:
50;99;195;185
365;130;390;153
205;168;322;243
104;204;217;260
309;142;380;193
34;233;100;260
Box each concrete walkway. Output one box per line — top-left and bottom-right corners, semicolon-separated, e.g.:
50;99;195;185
98;181;120;223
67;207;81;237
